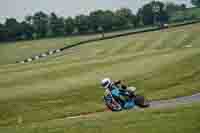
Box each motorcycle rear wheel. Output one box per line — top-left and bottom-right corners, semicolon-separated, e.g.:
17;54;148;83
134;95;150;108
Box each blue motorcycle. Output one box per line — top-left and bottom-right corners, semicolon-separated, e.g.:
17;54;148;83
103;87;149;111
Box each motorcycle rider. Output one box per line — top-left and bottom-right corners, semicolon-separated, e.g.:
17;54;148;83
101;78;149;110
101;78;136;109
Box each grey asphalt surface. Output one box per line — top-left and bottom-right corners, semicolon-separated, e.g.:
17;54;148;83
149;93;200;108
67;93;200;119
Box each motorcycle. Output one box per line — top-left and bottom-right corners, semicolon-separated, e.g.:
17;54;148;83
103;87;150;111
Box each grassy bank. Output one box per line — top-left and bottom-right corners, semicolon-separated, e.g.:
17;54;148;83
0;23;200;127
1;103;200;133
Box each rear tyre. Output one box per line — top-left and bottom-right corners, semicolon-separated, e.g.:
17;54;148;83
134;95;150;108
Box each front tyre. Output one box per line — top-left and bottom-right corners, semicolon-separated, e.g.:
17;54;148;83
105;102;122;111
104;96;122;111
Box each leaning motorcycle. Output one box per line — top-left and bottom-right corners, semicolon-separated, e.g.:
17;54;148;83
103;87;150;111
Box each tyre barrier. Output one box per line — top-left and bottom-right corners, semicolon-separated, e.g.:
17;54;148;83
41;53;47;57
34;56;39;60
184;45;192;48
17;49;62;64
48;51;54;55
17;19;200;64
27;58;33;62
55;49;61;53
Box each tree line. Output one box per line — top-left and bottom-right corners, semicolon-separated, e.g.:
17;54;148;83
0;1;192;42
192;0;200;6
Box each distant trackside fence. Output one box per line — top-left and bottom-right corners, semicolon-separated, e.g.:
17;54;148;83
17;19;200;64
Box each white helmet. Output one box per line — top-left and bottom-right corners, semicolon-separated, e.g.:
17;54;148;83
101;78;112;89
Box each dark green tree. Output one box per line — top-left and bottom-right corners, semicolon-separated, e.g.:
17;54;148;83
32;11;49;38
74;15;90;33
49;13;65;36
20;21;34;40
64;17;75;35
89;10;116;32
166;2;186;15
180;4;186;10
0;23;7;42
191;0;200;7
137;4;154;25
129;13;138;28
101;10;115;31
89;10;105;32
114;8;134;28
137;1;168;25
0;23;3;40
4;18;23;40
25;15;33;25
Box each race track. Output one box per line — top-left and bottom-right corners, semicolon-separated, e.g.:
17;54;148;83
67;93;200;119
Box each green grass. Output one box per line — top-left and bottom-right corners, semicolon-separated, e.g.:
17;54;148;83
1;103;200;133
0;26;155;66
0;34;102;65
0;23;200;128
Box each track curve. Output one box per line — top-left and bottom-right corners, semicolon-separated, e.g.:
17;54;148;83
67;93;200;119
